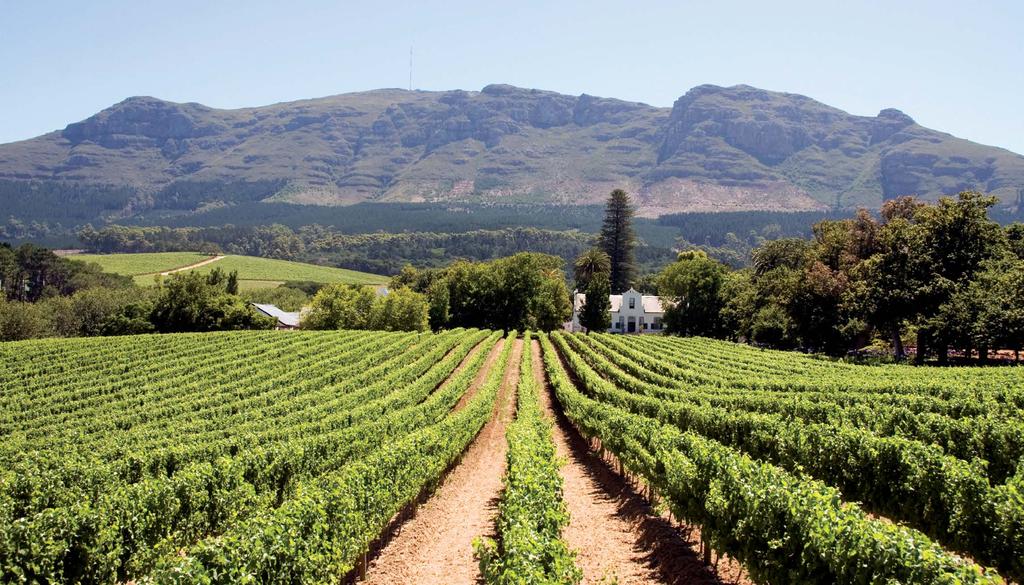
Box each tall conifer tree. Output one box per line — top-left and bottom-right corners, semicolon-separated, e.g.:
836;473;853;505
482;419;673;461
598;189;636;293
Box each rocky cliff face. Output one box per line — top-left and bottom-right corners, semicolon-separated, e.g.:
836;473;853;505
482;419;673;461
1;84;1022;217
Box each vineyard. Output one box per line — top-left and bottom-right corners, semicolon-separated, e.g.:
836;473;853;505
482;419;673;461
0;329;1021;584
545;331;1024;584
0;328;508;583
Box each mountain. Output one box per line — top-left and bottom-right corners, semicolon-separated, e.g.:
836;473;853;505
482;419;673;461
2;83;1023;222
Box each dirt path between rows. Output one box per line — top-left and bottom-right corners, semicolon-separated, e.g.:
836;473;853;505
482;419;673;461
159;254;224;275
533;339;743;585
361;337;522;585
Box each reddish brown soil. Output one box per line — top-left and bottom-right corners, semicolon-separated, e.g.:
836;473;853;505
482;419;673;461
453;335;505;411
361;338;522;585
532;339;749;585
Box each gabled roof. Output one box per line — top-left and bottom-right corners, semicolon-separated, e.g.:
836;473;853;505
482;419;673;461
640;295;666;313
572;290;668;314
252;303;302;328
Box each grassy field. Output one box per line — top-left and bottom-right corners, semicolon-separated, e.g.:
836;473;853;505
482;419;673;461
72;252;211;276
70;252;387;287
186;255;386;286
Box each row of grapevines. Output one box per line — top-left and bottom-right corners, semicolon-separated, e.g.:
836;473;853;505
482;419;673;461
597;332;1024;408
575;333;1024;480
146;331;518;584
476;331;581;584
0;331;366;439
0;330;272;390
1;331;295;427
0;329;462;513
553;332;1024;580
540;334;1005;584
0;329;495;583
621;332;1020;397
3;332;403;455
638;334;1024;396
577;333;991;415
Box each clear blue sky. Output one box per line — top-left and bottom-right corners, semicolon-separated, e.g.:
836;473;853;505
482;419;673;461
2;0;1022;154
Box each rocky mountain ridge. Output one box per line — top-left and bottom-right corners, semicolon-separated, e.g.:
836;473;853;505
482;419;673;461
1;83;1022;218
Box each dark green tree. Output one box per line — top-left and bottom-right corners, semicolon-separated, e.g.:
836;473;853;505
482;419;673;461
722;238;811;349
0;299;52;341
301;283;376;330
981;259;1024;362
852;218;925;360
303;282;429;332
368;287;430;332
492;253;571;332
632;273;659;295
915;192;1006;361
751;238;812;276
657;250;727;337
150;272;273;333
434;253;570;332
426;280;451;331
936;255;1024;363
719;270;757;342
206;267;226;287
598;189;636;293
226;270;239;295
579;271;611;334
788;260;855;353
1005;223;1024;260
0;243;132;302
66;287;156;337
751;304;793;348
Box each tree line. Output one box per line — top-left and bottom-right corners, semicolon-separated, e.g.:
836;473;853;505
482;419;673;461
77;224;611;275
0;244;276;341
0;243;576;341
7;188;1023;362
386;252;572;333
655;192;1024;362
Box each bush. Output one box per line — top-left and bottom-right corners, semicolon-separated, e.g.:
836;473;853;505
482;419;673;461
302;284;428;332
150;272;274;332
0;299;52;341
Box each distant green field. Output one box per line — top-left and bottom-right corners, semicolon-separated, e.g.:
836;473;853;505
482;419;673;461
72;252;211;277
186;255;386;285
70;252;387;288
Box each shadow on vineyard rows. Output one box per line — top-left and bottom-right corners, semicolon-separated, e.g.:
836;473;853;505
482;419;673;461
360;338;520;584
534;340;748;585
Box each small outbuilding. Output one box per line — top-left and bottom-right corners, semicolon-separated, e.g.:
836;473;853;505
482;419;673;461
251;303;302;330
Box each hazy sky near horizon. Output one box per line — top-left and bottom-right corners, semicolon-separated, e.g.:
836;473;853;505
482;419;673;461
2;0;1022;153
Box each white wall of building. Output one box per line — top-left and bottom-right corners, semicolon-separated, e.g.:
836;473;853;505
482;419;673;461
569;287;666;334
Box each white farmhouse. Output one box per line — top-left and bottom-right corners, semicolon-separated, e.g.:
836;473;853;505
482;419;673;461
569;287;668;334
